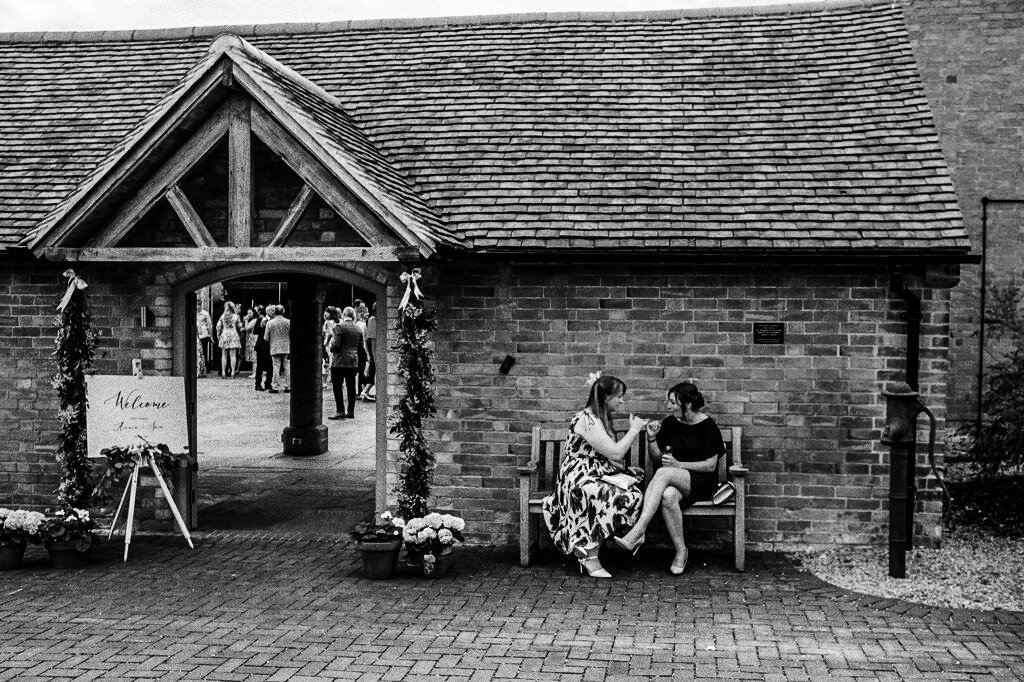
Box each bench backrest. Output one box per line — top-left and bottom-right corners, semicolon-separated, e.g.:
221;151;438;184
530;422;741;490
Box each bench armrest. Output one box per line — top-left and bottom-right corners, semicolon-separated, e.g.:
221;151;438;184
517;465;538;476
728;465;748;477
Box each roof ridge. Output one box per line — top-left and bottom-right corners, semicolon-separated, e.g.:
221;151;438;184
0;0;895;43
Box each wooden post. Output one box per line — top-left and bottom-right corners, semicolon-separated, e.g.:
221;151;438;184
228;98;252;248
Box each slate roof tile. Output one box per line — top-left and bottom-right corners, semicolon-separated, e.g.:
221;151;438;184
0;0;970;253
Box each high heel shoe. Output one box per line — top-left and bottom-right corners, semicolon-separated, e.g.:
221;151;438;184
669;547;689;576
612;534;645;555
578;558;612;579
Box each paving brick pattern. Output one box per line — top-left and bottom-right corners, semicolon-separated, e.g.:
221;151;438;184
2;535;1021;681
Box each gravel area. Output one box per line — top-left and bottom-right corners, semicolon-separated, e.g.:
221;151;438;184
794;529;1024;612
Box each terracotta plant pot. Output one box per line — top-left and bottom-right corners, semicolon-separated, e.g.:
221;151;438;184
45;539;91;569
0;540;27;570
358;539;403;580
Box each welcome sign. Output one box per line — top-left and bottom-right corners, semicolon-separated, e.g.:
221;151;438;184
85;375;189;458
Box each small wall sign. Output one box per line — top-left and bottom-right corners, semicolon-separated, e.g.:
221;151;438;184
85;375;188;457
753;322;785;344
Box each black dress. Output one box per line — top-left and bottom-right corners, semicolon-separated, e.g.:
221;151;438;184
654;416;725;505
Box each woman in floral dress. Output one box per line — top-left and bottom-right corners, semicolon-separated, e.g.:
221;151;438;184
542;373;648;578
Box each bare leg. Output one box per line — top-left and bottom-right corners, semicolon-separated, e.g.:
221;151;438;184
661;487;689;568
221;349;229;376
231;349;240;376
620;468;692;545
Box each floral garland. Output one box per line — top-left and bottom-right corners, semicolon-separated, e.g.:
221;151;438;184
52;269;96;508
389;270;438;520
92;442;195;506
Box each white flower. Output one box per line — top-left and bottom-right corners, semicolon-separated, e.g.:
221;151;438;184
418;528;437;542
438;529;453;544
393;518;405;529
424;512;443;529
403;528;417;543
405;518;425;533
449;516;466;532
380;511;392;521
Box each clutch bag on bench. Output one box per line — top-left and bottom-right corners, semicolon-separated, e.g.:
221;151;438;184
712;481;736;505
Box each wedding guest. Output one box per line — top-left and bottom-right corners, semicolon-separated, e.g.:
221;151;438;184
243;307;258;367
252;305;272;391
359;301;376;401
265;304;290;393
197;308;213;373
216;301;242;378
542;372;647;579
614;382;725;575
328;306;362;420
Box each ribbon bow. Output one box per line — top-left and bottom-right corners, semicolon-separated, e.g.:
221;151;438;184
399;268;424;310
57;269;88;312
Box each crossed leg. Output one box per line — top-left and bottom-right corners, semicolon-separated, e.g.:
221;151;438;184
619;467;693;547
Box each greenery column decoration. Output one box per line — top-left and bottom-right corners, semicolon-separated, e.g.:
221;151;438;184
52;269;96;508
390;269;437;520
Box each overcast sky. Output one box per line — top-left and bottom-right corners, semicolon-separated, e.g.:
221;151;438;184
1;0;824;32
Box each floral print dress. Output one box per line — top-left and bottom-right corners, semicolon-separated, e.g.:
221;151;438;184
542;411;643;559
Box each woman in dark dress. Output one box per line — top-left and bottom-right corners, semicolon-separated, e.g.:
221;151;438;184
613;382;725;575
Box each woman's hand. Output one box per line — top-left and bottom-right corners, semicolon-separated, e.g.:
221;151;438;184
645;421;660;438
628;414;648;432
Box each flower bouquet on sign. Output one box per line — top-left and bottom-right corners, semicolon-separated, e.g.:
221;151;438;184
402;512;465;577
350;511;406;580
0;508;46;569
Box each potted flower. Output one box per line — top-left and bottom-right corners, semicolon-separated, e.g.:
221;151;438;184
402;512;465;578
349;511;406;580
0;508;46;570
40;507;95;568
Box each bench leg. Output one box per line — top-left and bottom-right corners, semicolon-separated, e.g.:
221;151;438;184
734;511;745;572
520;511;532;567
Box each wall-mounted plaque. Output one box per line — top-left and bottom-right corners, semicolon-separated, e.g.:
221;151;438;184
753;322;785;344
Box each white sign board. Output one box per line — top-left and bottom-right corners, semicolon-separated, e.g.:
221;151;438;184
85;375;189;457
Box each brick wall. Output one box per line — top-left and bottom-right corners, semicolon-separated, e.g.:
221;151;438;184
0;262;174;510
903;0;1024;420
415;261;952;551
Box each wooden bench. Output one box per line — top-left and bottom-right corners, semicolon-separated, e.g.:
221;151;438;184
518;423;746;570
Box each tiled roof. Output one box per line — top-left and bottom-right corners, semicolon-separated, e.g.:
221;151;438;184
26;35;454;253
0;0;970;254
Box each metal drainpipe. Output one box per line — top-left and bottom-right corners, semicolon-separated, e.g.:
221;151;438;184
890;272;921;550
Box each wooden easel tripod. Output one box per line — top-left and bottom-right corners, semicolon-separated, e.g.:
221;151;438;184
108;449;194;561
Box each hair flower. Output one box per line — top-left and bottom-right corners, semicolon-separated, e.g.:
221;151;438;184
586;370;602;387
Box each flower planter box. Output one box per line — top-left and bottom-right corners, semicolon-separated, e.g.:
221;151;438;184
45;540;91;569
358;539;403;580
0;541;27;570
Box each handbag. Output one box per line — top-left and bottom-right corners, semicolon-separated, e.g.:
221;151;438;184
712;481;736;505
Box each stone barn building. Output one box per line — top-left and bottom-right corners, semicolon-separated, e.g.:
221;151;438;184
0;0;989;551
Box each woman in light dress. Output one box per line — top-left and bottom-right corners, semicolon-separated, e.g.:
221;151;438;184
541;373;647;578
216;301;243;378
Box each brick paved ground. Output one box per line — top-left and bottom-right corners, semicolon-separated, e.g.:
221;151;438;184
2;536;1022;682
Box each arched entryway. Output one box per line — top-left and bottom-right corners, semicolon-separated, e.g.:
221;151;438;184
171;262;389;529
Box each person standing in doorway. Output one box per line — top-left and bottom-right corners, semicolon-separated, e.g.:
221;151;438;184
216;301;243;378
265;304;291;393
328;306;362;420
197;307;213;374
358;301;376;401
252;305;273;391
